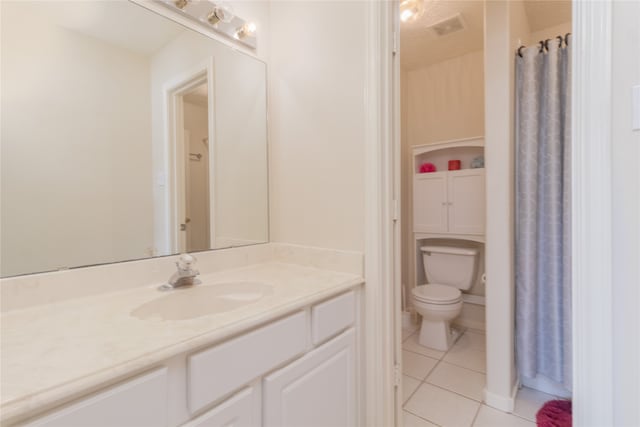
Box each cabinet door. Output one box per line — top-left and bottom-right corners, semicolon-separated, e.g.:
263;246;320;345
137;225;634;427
448;169;485;235
413;172;448;233
263;329;356;427
183;386;260;427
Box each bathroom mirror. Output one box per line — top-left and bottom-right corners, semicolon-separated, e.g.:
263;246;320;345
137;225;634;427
0;0;269;277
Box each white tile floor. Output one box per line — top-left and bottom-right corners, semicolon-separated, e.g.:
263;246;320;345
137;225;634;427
402;326;560;427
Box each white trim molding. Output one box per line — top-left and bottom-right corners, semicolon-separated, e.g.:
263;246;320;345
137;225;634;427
572;1;614;426
363;1;398;426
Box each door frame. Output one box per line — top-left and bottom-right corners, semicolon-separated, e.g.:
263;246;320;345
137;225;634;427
162;60;216;253
572;1;617;425
363;1;400;426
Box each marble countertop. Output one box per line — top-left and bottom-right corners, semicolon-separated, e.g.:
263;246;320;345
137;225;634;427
0;262;363;424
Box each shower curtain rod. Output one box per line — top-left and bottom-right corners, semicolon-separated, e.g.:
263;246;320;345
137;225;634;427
517;32;571;57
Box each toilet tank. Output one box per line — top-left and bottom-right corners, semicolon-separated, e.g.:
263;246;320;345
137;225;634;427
420;245;478;291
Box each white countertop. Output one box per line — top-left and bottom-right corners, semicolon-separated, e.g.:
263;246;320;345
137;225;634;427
0;262;363;424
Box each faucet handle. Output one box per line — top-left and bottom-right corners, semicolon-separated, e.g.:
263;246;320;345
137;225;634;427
177;253;197;271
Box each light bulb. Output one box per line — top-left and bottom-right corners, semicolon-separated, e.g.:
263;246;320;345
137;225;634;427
174;0;189;10
235;21;257;39
400;0;425;23
206;4;234;25
215;2;234;23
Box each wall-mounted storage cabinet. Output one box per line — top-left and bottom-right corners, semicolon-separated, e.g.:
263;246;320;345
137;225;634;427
414;169;485;235
412;137;485;240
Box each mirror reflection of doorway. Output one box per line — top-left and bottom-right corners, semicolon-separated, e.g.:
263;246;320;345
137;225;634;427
182;83;211;252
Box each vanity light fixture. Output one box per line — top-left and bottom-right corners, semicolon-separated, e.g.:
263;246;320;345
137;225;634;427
159;0;257;49
206;4;233;25
235;22;257;39
174;0;189;10
400;0;425;23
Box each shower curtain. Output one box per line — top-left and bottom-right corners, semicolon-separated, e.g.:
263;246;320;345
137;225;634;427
515;37;572;394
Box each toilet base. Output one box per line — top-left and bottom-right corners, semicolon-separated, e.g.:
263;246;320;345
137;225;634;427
418;318;463;351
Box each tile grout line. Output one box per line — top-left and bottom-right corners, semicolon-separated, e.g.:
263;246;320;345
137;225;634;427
402;347;444;361
469;402;483;427
404;328;542;426
424;380;485;404
402;329;449;425
406;330;484;426
403;329;493;426
403;406;444;427
435;358;487;375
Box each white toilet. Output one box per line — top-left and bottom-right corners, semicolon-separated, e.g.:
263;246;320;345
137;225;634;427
412;245;479;351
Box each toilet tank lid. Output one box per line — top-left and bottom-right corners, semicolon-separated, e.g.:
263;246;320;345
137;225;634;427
420;245;478;256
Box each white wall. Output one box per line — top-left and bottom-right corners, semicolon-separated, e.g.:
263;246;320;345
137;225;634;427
406;51;485;146
268;1;368;251
0;2;154;276
213;50;268;247
611;1;640;424
529;22;571;46
483;0;530;411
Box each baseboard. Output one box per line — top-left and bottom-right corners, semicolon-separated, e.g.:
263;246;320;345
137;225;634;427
521;375;571;398
401;311;416;330
483;378;520;413
453;318;485;331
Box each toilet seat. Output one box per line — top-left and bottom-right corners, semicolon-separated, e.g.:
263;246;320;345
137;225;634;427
413;284;461;305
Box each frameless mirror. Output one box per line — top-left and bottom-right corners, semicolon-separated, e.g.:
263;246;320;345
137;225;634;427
0;1;269;277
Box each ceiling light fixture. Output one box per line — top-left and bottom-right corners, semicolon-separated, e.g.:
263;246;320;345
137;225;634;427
400;0;425;23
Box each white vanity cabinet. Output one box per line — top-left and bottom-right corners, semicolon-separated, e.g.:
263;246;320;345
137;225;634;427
18;290;359;427
413;169;486;235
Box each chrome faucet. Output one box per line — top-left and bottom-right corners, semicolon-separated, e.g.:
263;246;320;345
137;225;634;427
160;253;200;290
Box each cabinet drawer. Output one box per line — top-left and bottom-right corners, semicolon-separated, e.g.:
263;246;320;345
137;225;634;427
311;291;355;345
25;368;168;427
183;386;260;427
188;311;306;414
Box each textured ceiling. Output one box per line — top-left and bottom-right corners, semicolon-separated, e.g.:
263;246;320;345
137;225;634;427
400;0;484;70
401;0;572;70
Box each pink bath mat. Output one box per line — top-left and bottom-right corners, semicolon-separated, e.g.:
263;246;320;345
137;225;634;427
536;399;572;427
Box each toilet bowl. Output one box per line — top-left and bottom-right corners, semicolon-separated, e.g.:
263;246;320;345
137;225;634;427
412;245;479;351
412;284;463;351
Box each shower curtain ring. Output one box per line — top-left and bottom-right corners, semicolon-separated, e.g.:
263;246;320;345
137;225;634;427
517;46;525;57
557;35;563;47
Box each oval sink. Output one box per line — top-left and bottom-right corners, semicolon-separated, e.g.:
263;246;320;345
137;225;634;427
131;282;274;321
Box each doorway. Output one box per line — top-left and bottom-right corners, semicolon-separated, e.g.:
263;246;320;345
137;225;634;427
396;0;572;425
182;83;211;252
163;61;216;254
